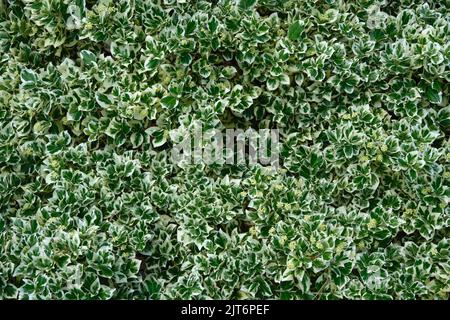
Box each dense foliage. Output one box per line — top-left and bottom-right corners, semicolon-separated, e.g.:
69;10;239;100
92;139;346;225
0;0;449;300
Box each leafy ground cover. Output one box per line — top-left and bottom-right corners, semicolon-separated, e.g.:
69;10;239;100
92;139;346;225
0;0;449;299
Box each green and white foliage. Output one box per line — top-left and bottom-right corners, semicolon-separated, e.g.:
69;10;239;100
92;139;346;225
0;0;449;299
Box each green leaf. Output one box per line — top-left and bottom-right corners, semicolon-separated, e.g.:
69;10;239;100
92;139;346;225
20;69;37;82
185;20;197;35
288;20;304;41
95;93;113;108
150;129;167;148
160;96;178;109
344;145;354;158
208;17;219;33
426;87;442;104
144;57;159;71
98;265;114;278
20;69;37;88
239;0;257;10
130;132;144;148
267;78;279;91
80;50;97;66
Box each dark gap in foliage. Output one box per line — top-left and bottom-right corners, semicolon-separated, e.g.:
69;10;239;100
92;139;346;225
431;137;444;149
85;0;97;10
237;218;253;234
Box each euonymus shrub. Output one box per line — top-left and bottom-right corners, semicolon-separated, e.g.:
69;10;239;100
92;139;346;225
0;0;449;300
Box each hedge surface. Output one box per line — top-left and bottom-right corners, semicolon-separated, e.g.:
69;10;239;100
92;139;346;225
0;0;449;299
